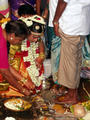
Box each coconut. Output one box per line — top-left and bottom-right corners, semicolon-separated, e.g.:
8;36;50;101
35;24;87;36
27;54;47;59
82;112;90;120
73;104;86;118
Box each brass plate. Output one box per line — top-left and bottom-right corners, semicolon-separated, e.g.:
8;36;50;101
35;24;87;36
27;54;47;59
4;98;32;112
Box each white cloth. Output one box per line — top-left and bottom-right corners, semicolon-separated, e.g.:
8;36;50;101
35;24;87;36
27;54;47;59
59;0;90;35
48;0;68;27
64;0;70;2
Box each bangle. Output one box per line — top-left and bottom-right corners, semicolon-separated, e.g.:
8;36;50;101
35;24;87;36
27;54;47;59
53;21;59;25
39;53;46;59
21;78;27;84
18;81;24;87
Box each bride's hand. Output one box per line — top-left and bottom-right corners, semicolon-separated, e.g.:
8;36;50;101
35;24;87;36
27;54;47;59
24;79;35;90
20;87;31;96
35;57;43;69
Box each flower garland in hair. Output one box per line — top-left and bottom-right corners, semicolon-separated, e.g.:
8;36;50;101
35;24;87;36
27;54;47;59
19;17;33;27
21;39;44;87
19;15;45;27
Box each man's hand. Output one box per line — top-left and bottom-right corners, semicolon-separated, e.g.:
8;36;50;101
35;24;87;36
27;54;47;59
53;0;67;37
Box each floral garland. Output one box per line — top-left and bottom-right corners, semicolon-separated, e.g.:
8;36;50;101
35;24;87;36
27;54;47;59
19;15;45;27
19;16;33;27
21;39;44;87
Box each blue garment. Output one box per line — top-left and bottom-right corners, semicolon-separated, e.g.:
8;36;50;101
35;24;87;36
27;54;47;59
82;35;90;60
82;35;90;68
48;27;90;80
51;36;61;75
47;27;61;81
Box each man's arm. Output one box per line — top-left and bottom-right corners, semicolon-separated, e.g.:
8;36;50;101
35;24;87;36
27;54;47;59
53;0;67;36
36;0;49;16
42;0;49;19
53;0;67;23
36;0;41;15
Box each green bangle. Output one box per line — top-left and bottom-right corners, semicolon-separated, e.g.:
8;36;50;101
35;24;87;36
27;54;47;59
40;53;46;59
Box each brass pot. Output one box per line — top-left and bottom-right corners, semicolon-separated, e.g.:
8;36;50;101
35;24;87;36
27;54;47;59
0;83;9;91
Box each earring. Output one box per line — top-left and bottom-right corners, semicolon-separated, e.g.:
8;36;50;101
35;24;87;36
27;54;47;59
10;37;13;40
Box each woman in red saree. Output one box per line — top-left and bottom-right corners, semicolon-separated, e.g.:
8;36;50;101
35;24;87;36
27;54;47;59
9;15;45;94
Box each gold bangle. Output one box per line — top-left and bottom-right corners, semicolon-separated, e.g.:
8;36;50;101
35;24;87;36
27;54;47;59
39;53;46;59
18;81;24;87
21;78;27;84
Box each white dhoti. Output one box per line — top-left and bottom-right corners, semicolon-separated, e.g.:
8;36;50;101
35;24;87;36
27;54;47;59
58;28;85;89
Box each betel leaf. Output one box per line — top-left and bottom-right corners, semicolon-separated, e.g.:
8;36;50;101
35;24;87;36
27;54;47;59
79;118;84;120
16;105;24;110
70;106;74;113
84;96;90;100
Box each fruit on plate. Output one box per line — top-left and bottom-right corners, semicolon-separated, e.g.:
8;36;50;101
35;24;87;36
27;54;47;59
52;104;65;114
82;100;90;111
73;104;86;118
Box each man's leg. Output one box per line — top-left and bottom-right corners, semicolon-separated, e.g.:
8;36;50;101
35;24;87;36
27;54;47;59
57;28;85;104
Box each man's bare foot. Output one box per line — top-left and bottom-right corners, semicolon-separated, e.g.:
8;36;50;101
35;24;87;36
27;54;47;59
55;89;79;105
52;85;68;96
